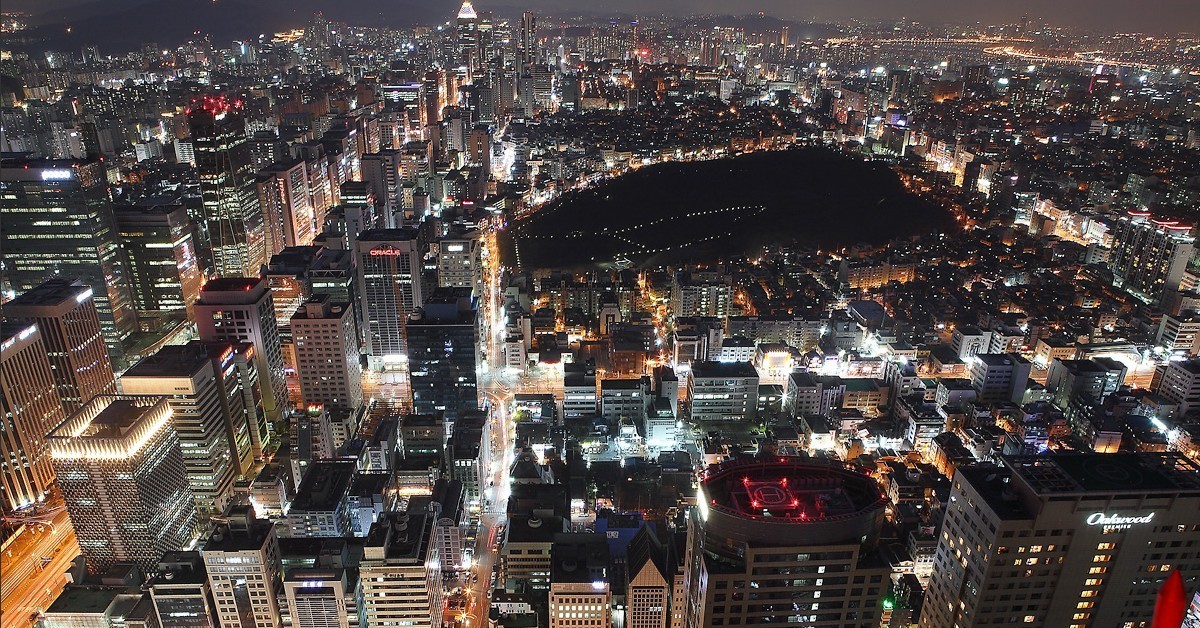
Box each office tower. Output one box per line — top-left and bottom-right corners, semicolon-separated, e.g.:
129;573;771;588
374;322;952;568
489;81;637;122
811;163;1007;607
356;228;426;370
549;533;613;628
626;525;674;628
360;150;403;227
436;230;482;294
682;458;890;627
408;288;479;420
0;322;67;513
289;460;357;538
189;96;265;277
686;361;759;425
121;342;250;515
1109;210;1196;307
194;277;289;421
519;11;537;68
5;278;117;414
292;295;363;411
206;341;270;461
284;569;355;628
114;202;203;322
969;353;1032;404
456;1;479;77
201;505;283;628
360;498;444;628
920;453;1200;628
47;395;199;574
0;158;137;363
257;158;316;256
147;551;217;628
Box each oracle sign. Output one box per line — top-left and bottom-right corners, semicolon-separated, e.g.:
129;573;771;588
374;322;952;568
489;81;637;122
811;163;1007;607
1086;512;1155;530
370;247;406;256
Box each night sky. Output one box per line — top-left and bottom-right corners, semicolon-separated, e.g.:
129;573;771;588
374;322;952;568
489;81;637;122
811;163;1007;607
6;0;1199;33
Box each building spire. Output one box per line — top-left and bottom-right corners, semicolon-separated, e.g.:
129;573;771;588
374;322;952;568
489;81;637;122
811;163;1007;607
457;1;477;20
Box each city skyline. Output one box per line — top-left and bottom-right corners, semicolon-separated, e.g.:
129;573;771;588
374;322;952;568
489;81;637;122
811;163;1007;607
2;0;1200;627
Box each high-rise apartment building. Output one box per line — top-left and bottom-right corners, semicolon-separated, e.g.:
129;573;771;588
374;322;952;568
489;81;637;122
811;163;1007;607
1109;210;1196;306
0;322;67;513
121;342;250;515
201;505;283;628
670;271;733;319
113;202;204;322
189;97;265;277
683;458;891;627
0;158;137;364
407;288;479;420
5;278;117;414
921;453;1200;628
194;277;289;422
356;228;426;370
292;295;363;411
47;395;199;574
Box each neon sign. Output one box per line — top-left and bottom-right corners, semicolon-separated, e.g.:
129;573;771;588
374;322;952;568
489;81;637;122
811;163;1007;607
1087;512;1155;530
370;247;406;256
41;169;74;181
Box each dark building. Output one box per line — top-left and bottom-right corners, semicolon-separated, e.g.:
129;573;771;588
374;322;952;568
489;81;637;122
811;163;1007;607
408;287;480;420
0;157;137;364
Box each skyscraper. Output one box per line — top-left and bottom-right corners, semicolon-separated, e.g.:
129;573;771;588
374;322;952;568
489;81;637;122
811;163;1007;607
291;295;363;411
114;201;204;322
0;322;67;513
120;342;251;515
4;278;117;415
0;157;138;364
1109;210;1196;307
518;11;537;69
47;395;199;574
194;277;289;422
201;505;283;628
356;228;426;371
407;287;480;420
457;1;480;78
920;453;1200;628
189;96;265;277
682;457;890;627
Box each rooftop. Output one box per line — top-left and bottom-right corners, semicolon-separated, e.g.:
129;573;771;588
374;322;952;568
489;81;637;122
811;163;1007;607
691;360;759;379
1005;453;1200;495
701;457;887;523
291;461;357;512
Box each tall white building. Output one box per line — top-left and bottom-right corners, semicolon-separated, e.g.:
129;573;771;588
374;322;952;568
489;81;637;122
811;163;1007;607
436;231;482;295
194;277;289;422
47;395;199;575
292;296;363;411
1159;358;1200;416
201;505;283;628
356;228;426;371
